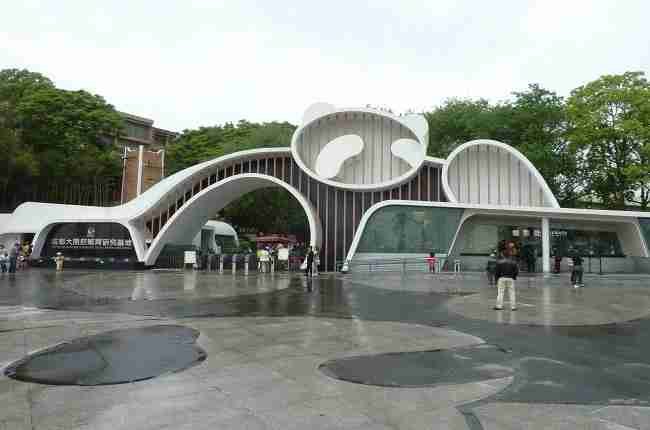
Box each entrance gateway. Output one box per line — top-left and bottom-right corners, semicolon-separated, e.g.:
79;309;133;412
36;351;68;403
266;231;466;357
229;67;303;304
1;103;650;272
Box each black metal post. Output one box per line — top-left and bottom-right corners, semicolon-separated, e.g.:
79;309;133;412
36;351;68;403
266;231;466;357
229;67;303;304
599;254;603;275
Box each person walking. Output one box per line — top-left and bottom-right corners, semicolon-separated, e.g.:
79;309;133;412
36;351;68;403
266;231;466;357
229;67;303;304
486;252;497;285
313;247;320;276
494;253;519;311
571;254;584;288
304;246;314;277
8;243;19;273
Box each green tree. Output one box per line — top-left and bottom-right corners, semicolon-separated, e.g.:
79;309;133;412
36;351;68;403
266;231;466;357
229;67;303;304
0;69;123;184
566;71;650;209
507;84;581;205
16;87;123;181
0;69;54;184
424;99;494;157
166;120;295;174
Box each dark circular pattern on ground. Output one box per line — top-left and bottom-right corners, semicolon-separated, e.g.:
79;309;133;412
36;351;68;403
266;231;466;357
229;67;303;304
319;344;514;387
4;325;206;386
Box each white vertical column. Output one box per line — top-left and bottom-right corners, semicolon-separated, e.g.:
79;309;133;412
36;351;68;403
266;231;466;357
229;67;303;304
161;149;165;178
136;145;144;196
120;146;128;204
542;217;550;273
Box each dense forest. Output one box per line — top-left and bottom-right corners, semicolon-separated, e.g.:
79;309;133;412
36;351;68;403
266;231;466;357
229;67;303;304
2;68;649;239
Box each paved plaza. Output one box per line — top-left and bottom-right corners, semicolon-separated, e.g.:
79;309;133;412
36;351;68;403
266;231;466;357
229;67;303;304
1;270;650;429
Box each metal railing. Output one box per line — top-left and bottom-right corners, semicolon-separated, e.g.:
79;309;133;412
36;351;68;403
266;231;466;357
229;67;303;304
344;257;460;273
153;253;308;273
344;256;650;275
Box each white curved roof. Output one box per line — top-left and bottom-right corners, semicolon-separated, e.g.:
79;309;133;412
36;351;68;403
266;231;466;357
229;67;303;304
203;220;238;237
442;139;560;208
0;147;292;237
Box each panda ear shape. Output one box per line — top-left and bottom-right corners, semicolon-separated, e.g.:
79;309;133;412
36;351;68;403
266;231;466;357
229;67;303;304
302;103;336;125
391;138;424;168
400;114;429;144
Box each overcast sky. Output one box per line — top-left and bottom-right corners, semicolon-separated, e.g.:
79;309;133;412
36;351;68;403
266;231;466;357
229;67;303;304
2;0;649;131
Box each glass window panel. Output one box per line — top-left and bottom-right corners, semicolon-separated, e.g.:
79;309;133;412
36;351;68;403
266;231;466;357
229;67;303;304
639;219;650;252
124;123;150;141
357;206;463;254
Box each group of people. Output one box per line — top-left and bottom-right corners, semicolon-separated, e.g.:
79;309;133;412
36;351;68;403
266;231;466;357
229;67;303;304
257;246;276;272
0;242;31;273
485;247;586;311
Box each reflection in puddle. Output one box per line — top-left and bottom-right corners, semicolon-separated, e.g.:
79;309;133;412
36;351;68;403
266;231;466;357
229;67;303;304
5;325;206;386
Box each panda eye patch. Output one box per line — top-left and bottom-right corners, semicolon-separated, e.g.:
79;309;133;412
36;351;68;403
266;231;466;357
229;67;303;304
315;134;364;179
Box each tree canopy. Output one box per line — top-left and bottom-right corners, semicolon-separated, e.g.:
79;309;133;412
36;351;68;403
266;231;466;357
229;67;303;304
566;72;650;209
0;68;123;189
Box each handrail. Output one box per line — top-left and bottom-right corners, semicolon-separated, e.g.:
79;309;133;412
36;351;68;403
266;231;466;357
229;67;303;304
344;257;458;273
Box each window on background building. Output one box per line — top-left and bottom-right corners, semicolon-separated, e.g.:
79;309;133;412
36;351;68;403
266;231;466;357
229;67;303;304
357;206;463;254
123;123;151;141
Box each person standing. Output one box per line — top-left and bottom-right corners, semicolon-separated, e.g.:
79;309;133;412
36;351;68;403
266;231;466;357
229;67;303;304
8;243;19;273
54;252;65;271
494;253;519;311
0;250;8;273
553;248;562;274
486;252;497;285
571;254;584;288
305;246;314;277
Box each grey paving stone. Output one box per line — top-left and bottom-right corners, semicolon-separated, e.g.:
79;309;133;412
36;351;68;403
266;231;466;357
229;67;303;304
591;406;650;430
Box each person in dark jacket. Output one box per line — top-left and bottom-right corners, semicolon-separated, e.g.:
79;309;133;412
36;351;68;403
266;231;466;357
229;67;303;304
304;246;314;277
8;243;19;274
571;255;584;288
494;253;519;311
486;252;497;285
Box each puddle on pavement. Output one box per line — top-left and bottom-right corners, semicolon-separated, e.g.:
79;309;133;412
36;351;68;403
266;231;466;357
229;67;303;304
550;321;640;337
4;325;206;385
319;344;514;387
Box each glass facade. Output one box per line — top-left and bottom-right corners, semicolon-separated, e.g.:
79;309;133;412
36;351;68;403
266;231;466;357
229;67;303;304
357;206;463;254
639;218;650;252
456;217;624;257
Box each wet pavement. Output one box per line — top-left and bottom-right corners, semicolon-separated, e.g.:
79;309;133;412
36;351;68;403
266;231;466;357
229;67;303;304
1;269;650;428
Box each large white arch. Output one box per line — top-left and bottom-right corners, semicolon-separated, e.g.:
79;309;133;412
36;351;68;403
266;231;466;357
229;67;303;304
144;174;322;266
442;139;560;208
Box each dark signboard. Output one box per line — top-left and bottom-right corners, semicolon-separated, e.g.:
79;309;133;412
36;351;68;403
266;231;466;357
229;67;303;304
42;223;136;258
